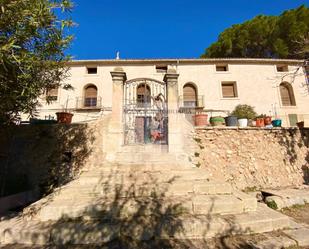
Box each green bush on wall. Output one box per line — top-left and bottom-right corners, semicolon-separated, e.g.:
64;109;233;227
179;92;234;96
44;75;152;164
231;104;257;120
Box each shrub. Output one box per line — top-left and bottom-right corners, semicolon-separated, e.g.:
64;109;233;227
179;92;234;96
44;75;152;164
231;104;257;120
266;200;278;210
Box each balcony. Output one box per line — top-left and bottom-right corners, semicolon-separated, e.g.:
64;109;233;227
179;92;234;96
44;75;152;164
178;95;205;109
75;97;102;110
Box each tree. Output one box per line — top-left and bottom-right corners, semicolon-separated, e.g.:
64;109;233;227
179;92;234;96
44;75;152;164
201;5;309;59
0;0;74;124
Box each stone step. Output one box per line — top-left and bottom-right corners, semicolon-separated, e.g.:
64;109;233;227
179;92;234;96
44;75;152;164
62;169;212;189
48;179;232;202
81;165;210;176
192;195;245;215
79;169;211;180
68;175;213;188
81;165;209;174
177;203;291;239
76;172;208;182
35;191;255;221
0;218;51;245
114;152;182;164
1;204;291;245
83;163;197;172
120;145;169;153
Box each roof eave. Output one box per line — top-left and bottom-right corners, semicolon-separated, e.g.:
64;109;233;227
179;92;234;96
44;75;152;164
66;58;305;66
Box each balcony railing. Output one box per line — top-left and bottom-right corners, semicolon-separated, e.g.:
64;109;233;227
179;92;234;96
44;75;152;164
178;95;205;108
75;96;102;110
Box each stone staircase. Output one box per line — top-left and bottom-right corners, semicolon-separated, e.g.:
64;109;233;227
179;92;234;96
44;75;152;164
113;148;192;167
0;152;293;246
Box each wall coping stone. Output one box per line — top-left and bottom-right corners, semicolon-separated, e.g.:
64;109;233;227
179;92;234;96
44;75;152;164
195;126;308;131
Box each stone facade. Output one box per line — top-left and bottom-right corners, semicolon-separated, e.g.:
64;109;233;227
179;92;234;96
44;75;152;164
193;127;309;190
29;58;309;128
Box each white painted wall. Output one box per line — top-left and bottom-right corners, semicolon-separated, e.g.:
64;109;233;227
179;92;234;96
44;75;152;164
32;59;309;126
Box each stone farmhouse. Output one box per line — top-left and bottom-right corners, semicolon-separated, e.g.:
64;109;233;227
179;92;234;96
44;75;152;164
38;58;308;128
1;58;309;246
31;58;309;155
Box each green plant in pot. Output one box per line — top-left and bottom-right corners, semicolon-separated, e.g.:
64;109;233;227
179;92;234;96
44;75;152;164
209;116;225;126
231;104;257;127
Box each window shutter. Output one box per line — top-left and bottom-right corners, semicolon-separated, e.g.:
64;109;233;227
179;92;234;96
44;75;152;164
280;84;292;106
222;83;236;98
288;114;298;126
183;85;196;101
48;88;58;96
216;65;228;71
85;86;97;98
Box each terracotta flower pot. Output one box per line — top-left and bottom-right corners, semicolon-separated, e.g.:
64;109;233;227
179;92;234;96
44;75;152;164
56;112;73;124
256;118;265;127
264;116;272;125
194;114;208;126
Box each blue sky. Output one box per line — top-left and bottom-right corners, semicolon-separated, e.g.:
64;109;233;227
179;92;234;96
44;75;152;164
68;0;308;60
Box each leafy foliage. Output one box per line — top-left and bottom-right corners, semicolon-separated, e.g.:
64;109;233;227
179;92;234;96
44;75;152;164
231;104;257;120
201;5;309;59
0;0;74;124
266;200;278;210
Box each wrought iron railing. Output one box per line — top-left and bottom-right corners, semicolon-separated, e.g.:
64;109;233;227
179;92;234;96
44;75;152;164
75;96;102;109
178;95;205;108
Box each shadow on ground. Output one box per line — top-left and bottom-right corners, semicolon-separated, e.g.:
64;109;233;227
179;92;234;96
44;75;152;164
2;169;254;248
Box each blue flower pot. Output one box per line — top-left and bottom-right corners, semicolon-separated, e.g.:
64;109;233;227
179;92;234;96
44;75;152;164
272;119;282;127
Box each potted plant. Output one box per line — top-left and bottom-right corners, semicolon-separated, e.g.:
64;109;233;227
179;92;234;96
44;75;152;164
225;113;238;127
56;97;74;124
256;114;266;127
194;113;209;126
272;119;282;127
209;116;225;126
56;112;73;124
271;104;281;127
264;116;272;126
231;104;257;127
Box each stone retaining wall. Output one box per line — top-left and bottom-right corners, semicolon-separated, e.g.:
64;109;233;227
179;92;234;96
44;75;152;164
193;127;309;190
0;119;104;198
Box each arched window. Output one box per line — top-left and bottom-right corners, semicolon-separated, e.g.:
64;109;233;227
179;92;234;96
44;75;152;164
279;82;296;106
137;83;151;107
84;84;98;107
183;83;197;107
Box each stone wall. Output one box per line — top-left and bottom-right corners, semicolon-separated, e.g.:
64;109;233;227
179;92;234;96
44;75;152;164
0;118;105;198
193;127;309;190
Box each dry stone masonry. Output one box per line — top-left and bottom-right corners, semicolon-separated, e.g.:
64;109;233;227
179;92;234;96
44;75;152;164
193;127;309;190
